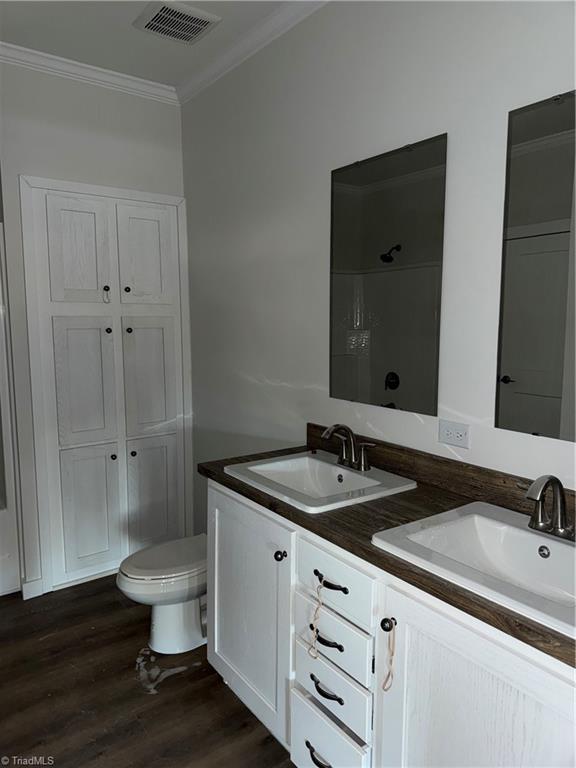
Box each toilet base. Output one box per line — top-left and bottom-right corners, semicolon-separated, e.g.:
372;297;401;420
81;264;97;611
149;597;206;655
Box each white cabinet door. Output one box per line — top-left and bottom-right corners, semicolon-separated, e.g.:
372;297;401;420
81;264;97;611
60;443;121;573
122;316;177;437
47;193;115;303
127;435;180;551
117;203;177;304
53;316;117;446
374;586;575;768
208;484;294;745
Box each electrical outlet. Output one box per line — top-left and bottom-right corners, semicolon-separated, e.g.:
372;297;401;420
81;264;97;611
439;419;470;449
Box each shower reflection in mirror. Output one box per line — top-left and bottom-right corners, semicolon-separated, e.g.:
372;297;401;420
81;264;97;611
496;91;575;441
329;134;447;416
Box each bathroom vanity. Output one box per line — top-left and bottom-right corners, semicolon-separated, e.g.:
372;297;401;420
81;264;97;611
199;424;575;768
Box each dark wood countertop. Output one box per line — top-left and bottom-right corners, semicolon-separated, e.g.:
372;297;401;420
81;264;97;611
198;440;575;668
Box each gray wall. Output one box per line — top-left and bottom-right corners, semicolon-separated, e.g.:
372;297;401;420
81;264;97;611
182;1;575;531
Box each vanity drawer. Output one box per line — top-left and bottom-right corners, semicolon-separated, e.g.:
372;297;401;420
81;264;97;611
298;538;376;630
295;638;373;744
294;590;373;688
291;688;372;768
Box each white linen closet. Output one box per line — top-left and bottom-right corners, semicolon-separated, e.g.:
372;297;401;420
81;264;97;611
20;176;192;594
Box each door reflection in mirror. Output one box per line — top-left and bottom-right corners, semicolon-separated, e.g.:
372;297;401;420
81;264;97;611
496;91;575;441
330;135;447;416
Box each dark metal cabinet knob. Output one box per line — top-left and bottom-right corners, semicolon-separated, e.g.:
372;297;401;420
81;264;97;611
499;374;516;384
124;286;131;293
381;617;397;632
126;327;133;334
105;327;112;334
110;454;117;460
102;285;110;292
274;550;287;562
130;450;137;457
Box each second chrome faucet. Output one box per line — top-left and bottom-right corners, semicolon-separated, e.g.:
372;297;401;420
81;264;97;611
525;475;574;541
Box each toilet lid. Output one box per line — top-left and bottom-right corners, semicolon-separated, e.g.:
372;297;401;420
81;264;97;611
120;534;207;580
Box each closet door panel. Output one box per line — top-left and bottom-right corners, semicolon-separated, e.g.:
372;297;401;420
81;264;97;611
122;316;177;437
47;193;114;303
117;203;177;304
60;444;121;573
53;317;117;446
127;435;179;551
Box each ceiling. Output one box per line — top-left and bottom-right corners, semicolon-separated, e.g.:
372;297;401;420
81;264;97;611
0;1;316;90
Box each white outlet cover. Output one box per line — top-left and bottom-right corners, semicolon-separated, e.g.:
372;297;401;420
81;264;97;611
438;419;470;449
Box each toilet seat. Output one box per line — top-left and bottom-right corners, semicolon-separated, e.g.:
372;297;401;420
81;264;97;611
117;533;208;653
120;534;207;581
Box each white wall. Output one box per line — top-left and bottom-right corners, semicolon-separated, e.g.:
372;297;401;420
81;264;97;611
182;1;575;529
0;63;184;590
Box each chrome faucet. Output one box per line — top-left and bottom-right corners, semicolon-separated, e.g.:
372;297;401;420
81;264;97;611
525;475;574;541
321;424;375;472
322;424;358;468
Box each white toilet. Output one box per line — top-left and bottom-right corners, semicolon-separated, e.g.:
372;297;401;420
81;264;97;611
117;534;207;655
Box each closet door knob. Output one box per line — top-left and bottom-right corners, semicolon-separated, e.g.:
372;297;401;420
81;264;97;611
102;285;110;292
274;550;287;562
124;286;131;293
130;450;137;457
110;454;117;460
126;327;133;334
105;327;112;334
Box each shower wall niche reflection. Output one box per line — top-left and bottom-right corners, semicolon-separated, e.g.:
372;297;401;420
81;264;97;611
330;134;447;415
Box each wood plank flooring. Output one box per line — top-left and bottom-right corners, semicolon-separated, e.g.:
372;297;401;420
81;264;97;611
0;577;292;768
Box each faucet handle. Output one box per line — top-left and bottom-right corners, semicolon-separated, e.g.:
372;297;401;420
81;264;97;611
357;442;375;472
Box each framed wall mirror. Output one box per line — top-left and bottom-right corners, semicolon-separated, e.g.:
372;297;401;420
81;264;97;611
329;134;447;415
496;92;575;440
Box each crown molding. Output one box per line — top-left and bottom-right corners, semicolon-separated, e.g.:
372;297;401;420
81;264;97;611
0;3;326;107
0;41;179;105
177;1;326;104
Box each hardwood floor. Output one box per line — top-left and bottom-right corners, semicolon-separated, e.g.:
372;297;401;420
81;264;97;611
0;577;292;768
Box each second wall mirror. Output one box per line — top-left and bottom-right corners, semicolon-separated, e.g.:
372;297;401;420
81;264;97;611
330;134;447;415
496;91;575;441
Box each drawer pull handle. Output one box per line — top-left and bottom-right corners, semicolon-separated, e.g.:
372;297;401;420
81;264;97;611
309;625;344;653
313;568;349;595
305;741;332;768
310;673;344;706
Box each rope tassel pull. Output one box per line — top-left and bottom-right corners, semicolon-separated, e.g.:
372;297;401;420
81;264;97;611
380;617;397;692
307;582;324;659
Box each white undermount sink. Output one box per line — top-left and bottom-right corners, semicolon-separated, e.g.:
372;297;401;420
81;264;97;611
225;450;416;513
372;502;575;637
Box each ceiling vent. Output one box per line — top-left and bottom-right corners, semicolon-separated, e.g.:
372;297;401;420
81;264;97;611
133;2;221;46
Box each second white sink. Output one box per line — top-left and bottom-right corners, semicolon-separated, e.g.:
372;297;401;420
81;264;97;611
225;450;416;513
372;502;575;636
